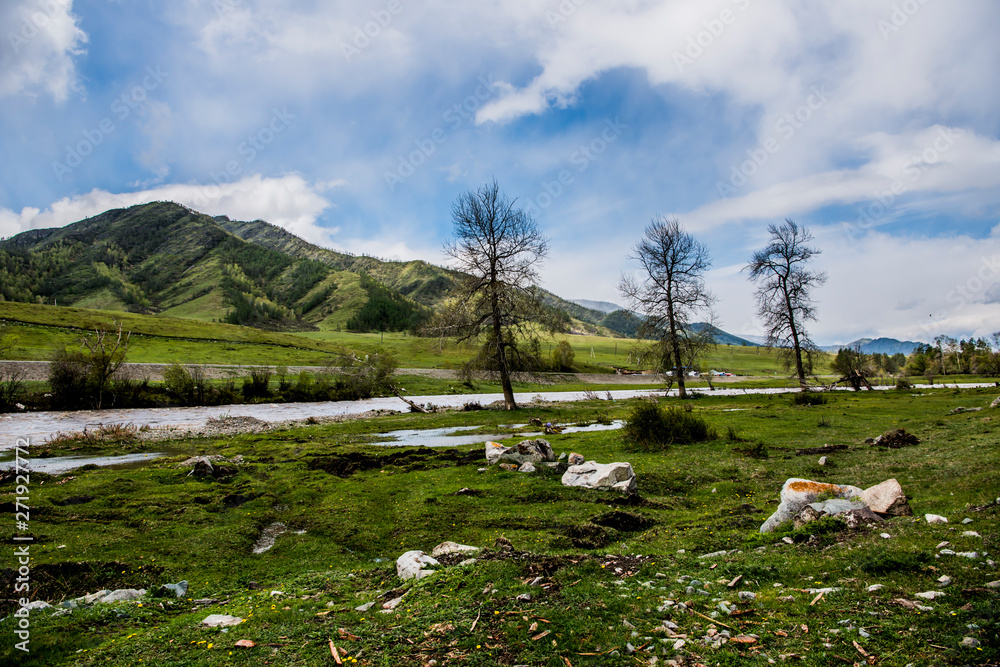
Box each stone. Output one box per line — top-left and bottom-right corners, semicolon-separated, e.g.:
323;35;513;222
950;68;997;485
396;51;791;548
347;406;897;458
519;462;536;473
202;614;244;627
925;514;948;524
568;452;585;466
20;600;52;611
818;456;828;466
396;550;440;580
761;478;865;533
431;541;479;558
561;461;637;494
862;478;913;516
498;463;519;471
937;575;952;587
498;439;556;466
867;584;883;592
962;531;980;537
354;601;375;612
962;518;974;524
985;580;1000;589
98;589;146;603
738;591;756;602
960;637;980;648
153;581;188;598
842;507;884;529
914;590;946;600
82;590;111;605
382;596;405;610
991;396;1000;408
485;441;508;465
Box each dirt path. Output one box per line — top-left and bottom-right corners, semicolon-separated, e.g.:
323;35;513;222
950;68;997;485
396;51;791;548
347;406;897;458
0;361;692;385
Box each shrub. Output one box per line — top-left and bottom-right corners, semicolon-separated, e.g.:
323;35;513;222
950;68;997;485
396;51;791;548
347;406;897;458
621;399;716;450
790;391;828;406
242;367;273;400
894;378;912;391
551;340;575;371
163;363;195;404
858;549;931;575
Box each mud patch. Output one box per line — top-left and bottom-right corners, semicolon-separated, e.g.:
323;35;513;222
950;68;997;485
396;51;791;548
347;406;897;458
223;493;261;509
306;447;481;478
591;509;655;532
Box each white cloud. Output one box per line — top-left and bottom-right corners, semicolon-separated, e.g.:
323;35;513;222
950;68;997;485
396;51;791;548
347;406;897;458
0;0;87;101
0;174;337;246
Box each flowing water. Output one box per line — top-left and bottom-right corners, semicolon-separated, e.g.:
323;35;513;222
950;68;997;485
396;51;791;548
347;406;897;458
1;383;991;460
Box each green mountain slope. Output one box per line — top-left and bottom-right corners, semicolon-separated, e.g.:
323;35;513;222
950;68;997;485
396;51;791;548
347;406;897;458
0;201;620;336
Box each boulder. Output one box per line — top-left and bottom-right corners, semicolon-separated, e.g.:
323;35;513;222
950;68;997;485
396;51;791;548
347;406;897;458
760;478;865;532
519;462;536;473
568;452;585;466
991;396;1000;408
396;550;439;580
498;439;555;466
862;478;912;516
793;499;868;528
431;541;479;558
485;441;508;465
562;461;637;494
925;514;948;524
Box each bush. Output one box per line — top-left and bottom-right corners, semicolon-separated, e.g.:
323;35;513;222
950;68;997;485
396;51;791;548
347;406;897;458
551;340;575;371
894;378;912;391
163;363;195;404
790;391;828;406
621;399;716;450
242;367;273;400
858;549;931;575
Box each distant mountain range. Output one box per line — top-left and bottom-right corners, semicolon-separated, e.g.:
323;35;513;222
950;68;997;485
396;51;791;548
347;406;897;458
822;337;923;355
570;299;624;314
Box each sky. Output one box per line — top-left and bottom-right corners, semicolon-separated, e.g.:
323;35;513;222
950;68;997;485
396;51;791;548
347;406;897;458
1;0;999;346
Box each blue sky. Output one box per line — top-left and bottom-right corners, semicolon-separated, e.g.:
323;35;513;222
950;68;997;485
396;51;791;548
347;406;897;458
2;0;999;344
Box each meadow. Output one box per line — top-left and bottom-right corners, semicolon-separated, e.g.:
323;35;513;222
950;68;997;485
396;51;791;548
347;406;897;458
2;387;998;666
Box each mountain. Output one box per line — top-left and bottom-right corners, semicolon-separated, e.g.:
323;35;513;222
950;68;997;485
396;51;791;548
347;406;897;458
690;323;762;347
824;337;923;355
0;201;613;335
570;299;624;314
0;202;429;332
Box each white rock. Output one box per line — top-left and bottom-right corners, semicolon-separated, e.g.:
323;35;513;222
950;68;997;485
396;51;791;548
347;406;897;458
82;590;112;605
818;456;828;466
936;541;951;549
201;614;243;627
985;580;1000;589
98;589;146;604
880;533;891;539
925;514;948;524
867;584;883;592
914;590;946;600
960;637;980;648
956;551;979;559
396;550;440;580
20;600;53;611
431;541;480;558
354;601;375;612
382;596;405;610
673;639;686;650
760;478;865;533
962;518;974;524
937;575;952;587
519;462;537;473
962;531;981;537
485;441;508;465
561;461;637;494
738;591;757;602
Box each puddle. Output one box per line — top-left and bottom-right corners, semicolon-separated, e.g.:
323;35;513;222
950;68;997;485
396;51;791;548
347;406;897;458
0;452;168;475
371;420;625;448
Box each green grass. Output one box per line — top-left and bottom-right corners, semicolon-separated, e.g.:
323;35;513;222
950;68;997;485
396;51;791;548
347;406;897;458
4;388;999;665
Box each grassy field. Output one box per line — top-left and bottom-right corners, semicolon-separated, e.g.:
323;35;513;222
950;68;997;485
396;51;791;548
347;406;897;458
3;388;998;665
2;302;839;380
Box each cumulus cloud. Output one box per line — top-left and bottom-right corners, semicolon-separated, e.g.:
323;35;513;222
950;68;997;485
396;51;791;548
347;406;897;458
0;0;87;101
0;174;337;246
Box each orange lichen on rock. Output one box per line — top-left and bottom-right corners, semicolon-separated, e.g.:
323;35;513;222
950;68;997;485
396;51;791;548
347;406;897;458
786;481;843;494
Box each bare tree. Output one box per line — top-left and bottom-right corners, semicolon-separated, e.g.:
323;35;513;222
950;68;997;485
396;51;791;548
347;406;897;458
619;217;715;399
745;219;827;387
433;180;553;410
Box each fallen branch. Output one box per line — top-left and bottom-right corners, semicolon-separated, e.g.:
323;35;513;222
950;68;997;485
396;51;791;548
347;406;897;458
391;386;428;413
